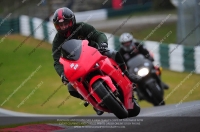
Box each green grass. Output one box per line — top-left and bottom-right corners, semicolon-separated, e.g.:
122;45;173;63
101;22;177;44
0;35;96;115
132;22;177;44
0;35;199;116
101;8;177;44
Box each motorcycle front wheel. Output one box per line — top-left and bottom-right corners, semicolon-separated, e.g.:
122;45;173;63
92;79;128;119
147;82;165;106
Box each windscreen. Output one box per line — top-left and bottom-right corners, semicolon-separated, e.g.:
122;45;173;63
61;39;82;61
127;54;153;69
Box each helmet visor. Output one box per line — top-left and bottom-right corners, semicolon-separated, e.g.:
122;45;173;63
55;19;73;31
122;41;132;48
121;40;135;51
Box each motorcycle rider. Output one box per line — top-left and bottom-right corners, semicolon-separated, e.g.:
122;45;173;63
52;8;141;115
118;33;169;100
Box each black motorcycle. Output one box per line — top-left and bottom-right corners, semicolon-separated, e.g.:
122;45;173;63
127;54;165;106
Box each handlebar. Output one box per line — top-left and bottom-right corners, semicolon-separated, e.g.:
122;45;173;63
98;48;110;54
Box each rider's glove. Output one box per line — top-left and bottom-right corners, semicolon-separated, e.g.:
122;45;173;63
99;42;108;50
61;72;69;85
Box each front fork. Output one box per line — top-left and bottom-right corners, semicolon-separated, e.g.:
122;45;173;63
89;75;117;104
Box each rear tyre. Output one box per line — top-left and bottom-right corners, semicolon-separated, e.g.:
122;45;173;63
92;80;128;119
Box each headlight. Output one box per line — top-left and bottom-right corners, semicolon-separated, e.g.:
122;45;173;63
137;67;149;77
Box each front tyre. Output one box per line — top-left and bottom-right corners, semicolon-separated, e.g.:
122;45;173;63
92;80;128;119
148;82;165;106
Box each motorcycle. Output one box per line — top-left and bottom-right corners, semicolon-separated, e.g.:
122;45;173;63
127;54;165;106
59;39;140;119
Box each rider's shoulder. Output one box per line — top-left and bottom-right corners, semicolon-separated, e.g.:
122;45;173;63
75;22;87;27
53;33;65;43
134;42;141;45
76;22;93;28
119;47;124;52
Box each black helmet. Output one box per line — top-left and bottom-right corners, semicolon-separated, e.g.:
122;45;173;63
53;7;76;37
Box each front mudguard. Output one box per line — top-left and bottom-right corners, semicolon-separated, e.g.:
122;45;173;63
89;75;117;104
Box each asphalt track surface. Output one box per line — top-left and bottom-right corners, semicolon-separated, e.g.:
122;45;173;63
0;101;200;132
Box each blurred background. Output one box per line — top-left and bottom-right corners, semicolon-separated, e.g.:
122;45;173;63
0;0;199;115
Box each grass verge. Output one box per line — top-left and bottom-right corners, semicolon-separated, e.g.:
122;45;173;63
0;35;199;116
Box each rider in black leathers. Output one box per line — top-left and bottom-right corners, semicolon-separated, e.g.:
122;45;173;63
118;33;169;100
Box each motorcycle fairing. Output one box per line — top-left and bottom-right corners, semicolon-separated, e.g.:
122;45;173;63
60;40;102;82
